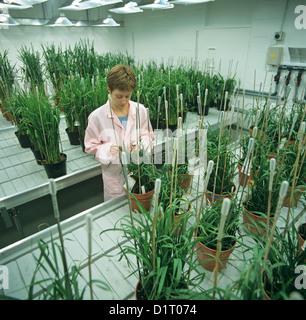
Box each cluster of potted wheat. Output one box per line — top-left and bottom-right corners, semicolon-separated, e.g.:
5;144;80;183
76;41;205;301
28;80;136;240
109;86;306;300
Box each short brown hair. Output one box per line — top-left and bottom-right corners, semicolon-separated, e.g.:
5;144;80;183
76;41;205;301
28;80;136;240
107;65;136;92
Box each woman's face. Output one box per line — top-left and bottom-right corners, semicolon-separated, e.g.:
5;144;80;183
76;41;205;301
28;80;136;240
108;87;133;110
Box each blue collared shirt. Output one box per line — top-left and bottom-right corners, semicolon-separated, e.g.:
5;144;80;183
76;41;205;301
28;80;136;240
118;115;128;130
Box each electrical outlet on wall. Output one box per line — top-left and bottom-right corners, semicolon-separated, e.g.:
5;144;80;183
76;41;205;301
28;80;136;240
274;31;284;41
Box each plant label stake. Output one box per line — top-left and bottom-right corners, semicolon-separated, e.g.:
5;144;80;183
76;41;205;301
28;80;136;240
223;91;228;112
48;178;72;296
212;112;224;200
289;113;298;139
213;198;231;300
241;138;254;180
170;138;177;205
180;93;184;122
157;96;161;131
146;107;154;174
49;178;60;220
262;181;289;275
176;84;179;121
196;160;214;225
195;121;206;211
165;100;170;164
152;178;161;272
121;151;142;282
85;213;93;300
266;157;276;241
197;95;201;119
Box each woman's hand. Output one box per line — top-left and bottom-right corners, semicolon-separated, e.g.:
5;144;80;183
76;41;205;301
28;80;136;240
110;144;122;155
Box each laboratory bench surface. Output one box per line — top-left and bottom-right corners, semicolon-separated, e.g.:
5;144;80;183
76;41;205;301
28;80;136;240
0;167;305;300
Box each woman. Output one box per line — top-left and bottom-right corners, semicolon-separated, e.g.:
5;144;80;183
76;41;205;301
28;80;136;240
84;65;154;202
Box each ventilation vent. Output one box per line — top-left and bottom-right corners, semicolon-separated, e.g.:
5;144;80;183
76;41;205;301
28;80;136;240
288;47;306;64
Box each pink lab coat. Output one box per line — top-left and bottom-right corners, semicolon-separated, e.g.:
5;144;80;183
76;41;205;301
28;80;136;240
84;100;154;202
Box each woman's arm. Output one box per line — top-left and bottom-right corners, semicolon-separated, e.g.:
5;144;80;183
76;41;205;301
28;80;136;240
84;113;121;165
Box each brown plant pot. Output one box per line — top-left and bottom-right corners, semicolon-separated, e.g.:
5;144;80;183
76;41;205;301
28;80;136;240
283;186;305;207
206;184;236;204
195;239;236;272
238;163;259;187
125;187;155;213
178;173;192;191
3;111;13;122
243;207;275;237
268;152;278;160
170;171;192;192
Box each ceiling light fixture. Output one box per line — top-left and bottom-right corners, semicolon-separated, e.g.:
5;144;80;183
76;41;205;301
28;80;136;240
139;0;174;10
0;2;32;10
94;14;120;26
59;0;122;11
109;1;143;14
170;0;213;5
0;12;20;25
46;13;74;27
74;20;91;26
4;0;47;6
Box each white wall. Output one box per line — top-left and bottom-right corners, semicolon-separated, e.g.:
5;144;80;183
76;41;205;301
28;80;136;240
1;0;305;97
123;0;306;96
0;26;124;68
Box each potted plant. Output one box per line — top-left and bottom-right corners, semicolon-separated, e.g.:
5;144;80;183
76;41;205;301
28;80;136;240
259;216;306;300
279;136;305;207
0;50;16;122
18;45;44;91
21;87;66;178
74;74;108;150
6;87;31;148
246;100;281;156
194;198;240;272
158;164;192;235
104;176;205;300
70;39;98;79
42;43;67;107
211;73;224;109
205;126;237;203
237;132;266;187
26;182;109;300
60;74;83;145
225;246;266;300
281;102;305;143
243;156;281;237
125;143;157;213
216;76;236;112
298;222;306;256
